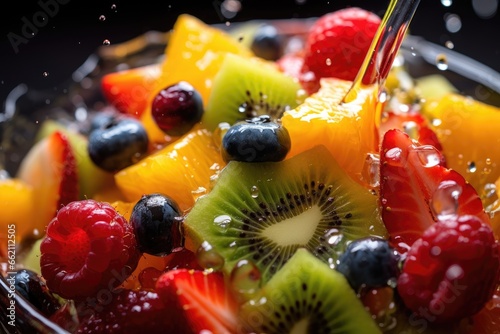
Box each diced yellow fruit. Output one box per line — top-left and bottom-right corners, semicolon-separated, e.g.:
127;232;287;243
114;125;225;212
141;14;253;143
415;74;457;102
0;179;35;256
281;78;381;183
424;93;500;197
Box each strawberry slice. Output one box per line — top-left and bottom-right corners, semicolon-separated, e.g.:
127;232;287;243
155;269;238;334
17;131;79;235
379;129;489;253
101;63;161;118
380;109;446;166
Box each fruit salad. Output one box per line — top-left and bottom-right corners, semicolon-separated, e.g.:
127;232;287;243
1;6;500;334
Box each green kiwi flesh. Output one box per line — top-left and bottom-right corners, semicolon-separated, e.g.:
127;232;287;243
239;248;382;334
201;52;302;131
183;145;387;283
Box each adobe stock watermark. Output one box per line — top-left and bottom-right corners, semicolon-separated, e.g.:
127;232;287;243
7;0;70;54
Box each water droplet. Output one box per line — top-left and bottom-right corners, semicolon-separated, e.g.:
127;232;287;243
110;4;117;10
250;185;259;198
444;13;462;33
103;39;111;46
230;259;262;297
467;161;477;173
483;183;497;199
384;147;403;166
472;0;498;19
361;153;380;188
387;277;398;288
441;0;453;7
325;58;332;66
99;15;106;21
0;170;10;180
431;246;441;256
431;118;442;126
220;0;241;19
197;241;225;271
445;40;454;49
213;215;232;232
436;54;449;70
446;264;464;280
431;180;462;219
324;228;343;246
414;145;442;167
42;71;49;77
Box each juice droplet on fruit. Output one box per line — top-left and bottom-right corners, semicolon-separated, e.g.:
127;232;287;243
483;183;497;199
250;185;259;198
436;54;449;70
103;39;111;46
213;214;232;232
384;147;403;166
197;241;225;271
361;153;380;188
324;228;343;246
467;161;477;173
431;180;462;219
414;145;441;167
230;259;262;297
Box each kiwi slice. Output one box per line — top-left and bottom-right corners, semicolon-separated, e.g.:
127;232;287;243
183;145;387;283
201;52;302;131
239;248;382;333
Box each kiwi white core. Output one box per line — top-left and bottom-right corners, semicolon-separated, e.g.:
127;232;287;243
261;205;322;246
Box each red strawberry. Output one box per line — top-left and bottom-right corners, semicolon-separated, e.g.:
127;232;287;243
397;215;500;324
101;63;161;118
17;130;79;235
379;129;489;253
380;109;446;166
302;7;381;88
76;289;179;333
155;269;238;334
40;199;141;300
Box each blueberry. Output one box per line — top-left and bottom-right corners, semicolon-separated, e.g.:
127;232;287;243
88;111;118;134
336;237;401;291
221;115;291;163
14;269;61;317
250;24;284;61
130;193;184;256
88;116;149;172
151;81;204;136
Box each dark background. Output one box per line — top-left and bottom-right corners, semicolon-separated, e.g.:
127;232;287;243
1;0;499;106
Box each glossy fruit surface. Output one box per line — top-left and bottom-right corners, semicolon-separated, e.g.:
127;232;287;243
221;115;291;163
40;199;141;299
379;129;489;253
302;7;381;85
88;117;149;172
250;24;283;61
151;81;204;136
281;78;380;182
101;63;162;118
115;125;225;211
397;215;500;324
17;131;79;237
14;269;61;317
336;237;401;291
130;193;183;256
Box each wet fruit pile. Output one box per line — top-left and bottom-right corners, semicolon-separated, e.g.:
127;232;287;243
1;7;500;334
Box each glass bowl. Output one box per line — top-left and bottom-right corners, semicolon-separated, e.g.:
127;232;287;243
1;2;499;333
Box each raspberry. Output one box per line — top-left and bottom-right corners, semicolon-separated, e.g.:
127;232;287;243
40;199;141;300
302;7;381;85
397;215;500;324
76;289;182;333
